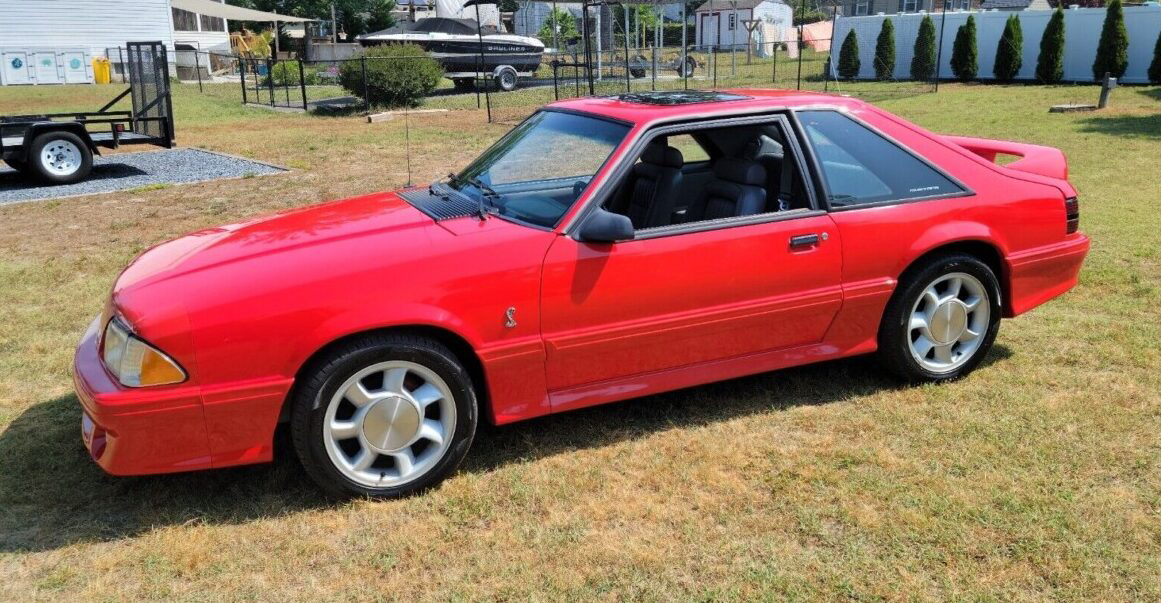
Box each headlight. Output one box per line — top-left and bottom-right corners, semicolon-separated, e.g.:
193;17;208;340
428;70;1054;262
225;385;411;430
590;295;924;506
100;317;186;387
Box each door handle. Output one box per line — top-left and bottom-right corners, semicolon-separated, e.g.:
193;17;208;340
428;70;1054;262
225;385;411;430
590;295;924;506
789;233;820;249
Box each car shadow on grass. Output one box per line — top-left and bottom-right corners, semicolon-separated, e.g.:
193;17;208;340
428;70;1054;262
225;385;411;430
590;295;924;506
0;345;1012;553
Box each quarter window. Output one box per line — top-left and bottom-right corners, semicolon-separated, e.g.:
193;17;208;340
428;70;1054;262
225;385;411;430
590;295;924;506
799;110;964;208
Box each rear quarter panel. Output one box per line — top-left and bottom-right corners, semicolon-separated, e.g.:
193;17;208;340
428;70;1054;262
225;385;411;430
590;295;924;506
818;105;1072;348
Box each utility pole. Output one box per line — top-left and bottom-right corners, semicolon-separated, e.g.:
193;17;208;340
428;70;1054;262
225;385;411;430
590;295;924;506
331;3;338;43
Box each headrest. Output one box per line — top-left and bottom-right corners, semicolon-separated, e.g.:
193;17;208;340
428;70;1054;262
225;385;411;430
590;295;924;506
641;143;683;168
713;158;766;186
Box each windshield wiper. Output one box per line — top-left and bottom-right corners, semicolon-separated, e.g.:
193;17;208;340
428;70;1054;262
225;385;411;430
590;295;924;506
448;173;498;220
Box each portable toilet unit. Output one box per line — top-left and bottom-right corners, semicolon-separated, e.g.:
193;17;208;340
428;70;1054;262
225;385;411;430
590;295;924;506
0;47;93;85
1;50;33;84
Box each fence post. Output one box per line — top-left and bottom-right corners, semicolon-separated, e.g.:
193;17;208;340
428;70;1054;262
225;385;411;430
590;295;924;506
651;46;656;91
361;55;370;112
193;50;203;93
772;43;778;84
624;36;631;93
552;58;559;101
240;59;248;105
298;59;308;110
796;0;805;90
267;57;276;106
713;48;718;88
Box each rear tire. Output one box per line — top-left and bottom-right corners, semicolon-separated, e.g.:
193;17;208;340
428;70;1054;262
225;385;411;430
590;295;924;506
290;333;478;498
878;253;1002;382
29;131;92;185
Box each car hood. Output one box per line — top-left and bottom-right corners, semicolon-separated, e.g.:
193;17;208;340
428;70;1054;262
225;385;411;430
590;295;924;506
115;190;432;294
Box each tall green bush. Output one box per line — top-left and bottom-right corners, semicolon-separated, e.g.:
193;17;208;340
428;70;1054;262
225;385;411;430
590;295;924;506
1149;29;1161;84
1036;7;1065;84
950;15;978;82
838;29;861;80
339;44;443;108
993;15;1023;82
538;8;578;45
911;15;937;81
874;18;896;80
1092;0;1129;81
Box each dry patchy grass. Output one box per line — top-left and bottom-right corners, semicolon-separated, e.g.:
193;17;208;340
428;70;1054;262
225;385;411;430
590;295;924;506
0;83;1158;602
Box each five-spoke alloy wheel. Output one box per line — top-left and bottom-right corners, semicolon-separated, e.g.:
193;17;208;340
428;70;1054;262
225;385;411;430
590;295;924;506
879;253;1001;382
291;334;477;498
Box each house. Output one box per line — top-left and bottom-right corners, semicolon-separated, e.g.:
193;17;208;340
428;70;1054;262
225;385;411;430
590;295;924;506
980;0;1052;10
0;0;306;84
693;0;794;49
842;0;979;17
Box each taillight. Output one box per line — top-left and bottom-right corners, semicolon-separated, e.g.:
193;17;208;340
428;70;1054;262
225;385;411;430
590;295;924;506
1065;197;1079;234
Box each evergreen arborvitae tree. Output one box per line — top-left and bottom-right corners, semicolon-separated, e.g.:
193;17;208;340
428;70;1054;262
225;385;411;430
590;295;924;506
950;15;978;82
911;14;937;81
874;18;896;80
1149;29;1161;84
993;14;1023;82
838;29;861;80
1092;0;1129;81
1036;7;1065;84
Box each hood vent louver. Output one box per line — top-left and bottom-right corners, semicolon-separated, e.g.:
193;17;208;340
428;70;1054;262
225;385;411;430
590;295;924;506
399;187;477;222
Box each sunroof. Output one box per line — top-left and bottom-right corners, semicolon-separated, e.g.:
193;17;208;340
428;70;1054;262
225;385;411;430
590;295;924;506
614;90;751;106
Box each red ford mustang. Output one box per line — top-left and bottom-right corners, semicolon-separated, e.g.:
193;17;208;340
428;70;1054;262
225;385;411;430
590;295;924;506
74;90;1089;497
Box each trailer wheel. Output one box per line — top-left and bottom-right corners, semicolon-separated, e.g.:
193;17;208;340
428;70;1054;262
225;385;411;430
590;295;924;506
630;68;646;79
494;67;518;92
29;131;92;185
676;57;696;78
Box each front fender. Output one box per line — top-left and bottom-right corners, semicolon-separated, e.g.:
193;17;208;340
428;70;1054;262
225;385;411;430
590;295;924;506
289;302;485;378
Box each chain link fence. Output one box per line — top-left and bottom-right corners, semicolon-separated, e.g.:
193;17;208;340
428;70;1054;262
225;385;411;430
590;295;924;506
142;2;942;124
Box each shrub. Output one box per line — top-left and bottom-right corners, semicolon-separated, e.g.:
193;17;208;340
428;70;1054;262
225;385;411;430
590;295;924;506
1150;29;1161;84
950;15;978;82
538;8;578;45
838;29;861;80
1092;0;1129;81
993;15;1023;82
339;44;443;108
874;18;896;80
911;15;937;81
266;61;323;86
1036;7;1065;84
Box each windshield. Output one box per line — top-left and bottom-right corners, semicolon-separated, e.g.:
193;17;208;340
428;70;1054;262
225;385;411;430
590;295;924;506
450;110;630;228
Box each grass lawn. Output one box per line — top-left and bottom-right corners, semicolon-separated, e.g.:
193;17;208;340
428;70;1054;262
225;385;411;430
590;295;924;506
0;82;1158;601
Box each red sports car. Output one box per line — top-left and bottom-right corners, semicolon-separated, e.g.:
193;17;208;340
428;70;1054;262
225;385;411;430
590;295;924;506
74;90;1089;497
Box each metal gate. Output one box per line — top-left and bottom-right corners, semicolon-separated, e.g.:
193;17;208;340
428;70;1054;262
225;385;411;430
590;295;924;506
125;41;175;145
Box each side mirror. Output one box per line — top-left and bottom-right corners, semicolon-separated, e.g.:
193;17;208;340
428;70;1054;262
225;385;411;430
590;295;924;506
577;208;634;243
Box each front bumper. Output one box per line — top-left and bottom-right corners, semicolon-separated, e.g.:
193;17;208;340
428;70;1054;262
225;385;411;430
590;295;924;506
73;318;213;475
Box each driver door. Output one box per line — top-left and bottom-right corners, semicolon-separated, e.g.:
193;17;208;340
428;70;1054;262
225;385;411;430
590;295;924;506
539;212;843;402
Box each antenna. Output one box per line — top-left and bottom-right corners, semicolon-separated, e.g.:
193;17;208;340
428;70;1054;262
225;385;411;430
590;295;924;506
404;108;412;187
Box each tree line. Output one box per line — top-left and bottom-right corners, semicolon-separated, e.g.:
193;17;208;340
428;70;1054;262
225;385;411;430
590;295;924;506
837;1;1161;84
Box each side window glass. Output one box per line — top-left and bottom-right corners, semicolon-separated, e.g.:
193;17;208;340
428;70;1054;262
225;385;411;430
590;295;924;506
666;134;711;164
799;110;964;208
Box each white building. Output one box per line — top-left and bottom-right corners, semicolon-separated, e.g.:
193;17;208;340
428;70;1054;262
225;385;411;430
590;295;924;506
693;0;794;49
0;0;307;84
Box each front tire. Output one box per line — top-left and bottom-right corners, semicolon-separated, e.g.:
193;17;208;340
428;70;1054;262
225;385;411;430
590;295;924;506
290;334;478;498
878;253;1001;382
29;131;92;185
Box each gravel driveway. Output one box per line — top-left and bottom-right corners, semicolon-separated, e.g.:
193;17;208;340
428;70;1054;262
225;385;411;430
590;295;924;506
0;148;286;205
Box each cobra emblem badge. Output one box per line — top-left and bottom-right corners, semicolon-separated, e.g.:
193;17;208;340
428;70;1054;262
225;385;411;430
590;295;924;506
504;307;517;328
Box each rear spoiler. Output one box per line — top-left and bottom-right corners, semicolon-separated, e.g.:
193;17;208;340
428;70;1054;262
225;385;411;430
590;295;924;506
942;135;1068;181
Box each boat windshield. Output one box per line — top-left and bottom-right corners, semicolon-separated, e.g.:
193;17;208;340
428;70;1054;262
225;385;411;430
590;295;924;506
450;111;630;228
